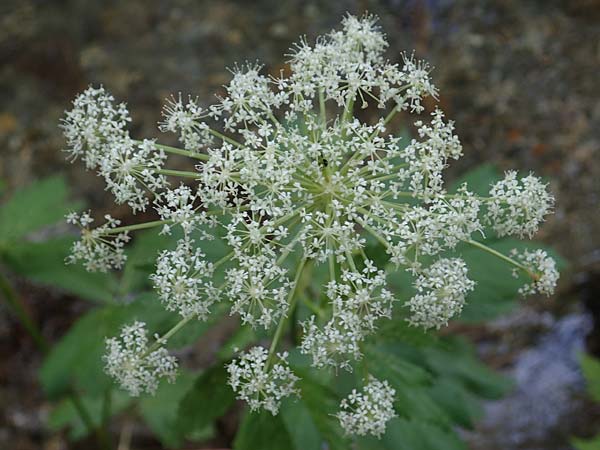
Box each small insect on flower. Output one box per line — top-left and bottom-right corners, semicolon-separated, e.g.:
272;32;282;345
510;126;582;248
104;321;178;396
336;376;396;438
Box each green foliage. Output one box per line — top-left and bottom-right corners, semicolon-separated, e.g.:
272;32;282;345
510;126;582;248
580;353;600;402
234;409;295;450
0;166;563;449
571;354;600;449
0;176;117;302
139;371;197;448
573;437;600;450
0;176;79;244
177;364;236;435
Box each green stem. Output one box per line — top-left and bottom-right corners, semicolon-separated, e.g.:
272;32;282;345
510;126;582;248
319;89;327;125
208;128;244;148
104;219;171;235
355;215;389;249
157;168;199;178
466;239;533;276
138;141;210;161
142;315;195;359
266;257;308;368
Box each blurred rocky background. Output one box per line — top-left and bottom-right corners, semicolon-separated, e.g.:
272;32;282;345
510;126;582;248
1;0;599;449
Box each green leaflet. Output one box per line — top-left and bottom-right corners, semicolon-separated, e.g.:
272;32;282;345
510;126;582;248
0;175;81;245
176;364;236;435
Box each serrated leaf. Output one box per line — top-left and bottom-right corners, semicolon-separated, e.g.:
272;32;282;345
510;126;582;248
367;417;466;450
423;338;512;399
366;344;433;387
0;176;79;245
40;293;179;398
234;409;295;450
3;238;117;302
426;379;482;429
139;370;196;448
177;363;235;434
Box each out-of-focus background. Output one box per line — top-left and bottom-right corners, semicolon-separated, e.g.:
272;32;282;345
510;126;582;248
1;1;599;449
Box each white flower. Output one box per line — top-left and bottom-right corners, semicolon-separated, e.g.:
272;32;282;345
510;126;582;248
159;94;212;151
66;211;130;272
62;15;559;408
226;254;290;329
336;376;396;437
488;171;554;238
61;86;130;169
154;184;215;236
62;86;168;213
512;249;559;296
151;239;218;319
300;262;394;370
227;346;299;415
104;321;178;396
406;258;475;329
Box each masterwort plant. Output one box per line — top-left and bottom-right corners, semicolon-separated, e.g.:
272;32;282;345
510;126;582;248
60;15;558;438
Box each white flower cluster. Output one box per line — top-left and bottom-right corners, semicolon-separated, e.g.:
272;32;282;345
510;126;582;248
159;94;212;151
227;346;299;415
488;171;554;238
336;376;396;437
300;262;394;370
62;15;558;427
104;321;178;396
66;211;130;272
512;249;559;296
61;86;168;213
150;239;217;319
406;258;475;330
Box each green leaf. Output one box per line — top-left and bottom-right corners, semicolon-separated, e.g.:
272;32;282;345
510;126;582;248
573;436;600;450
177;363;236;434
3;238;117;302
423;338;512;399
119;229;179;295
426;379;482;429
366;344;433;387
0;176;79;245
40;293;179;399
139;371;196;448
234;409;295;450
580;353;600;402
295;372;348;450
364;417;466;450
449;163;501;196
280;397;322;450
458;239;565;322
